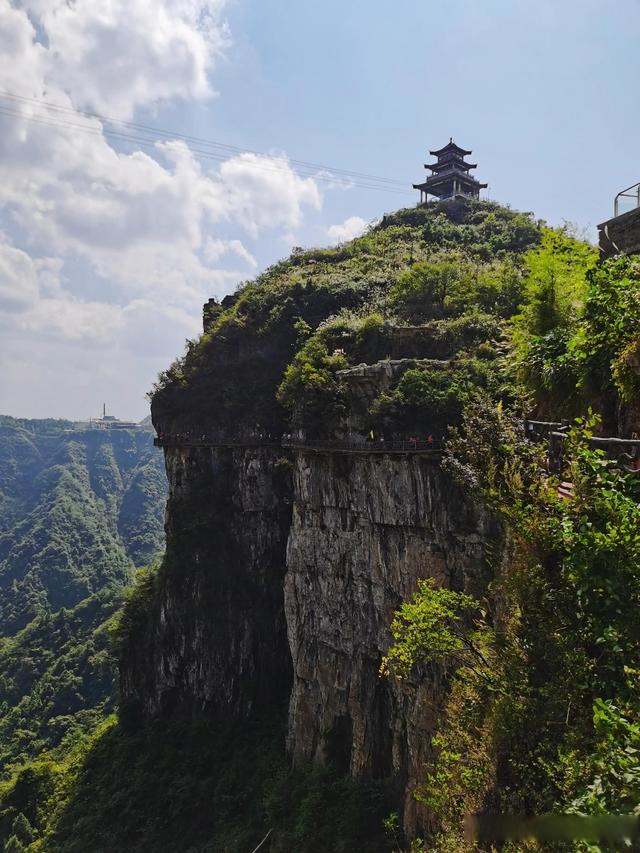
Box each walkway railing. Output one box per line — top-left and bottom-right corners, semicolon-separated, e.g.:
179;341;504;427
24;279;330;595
281;437;443;454
526;422;640;475
615;181;640;217
153;425;640;473
154;435;443;454
153;436;281;449
524;419;565;439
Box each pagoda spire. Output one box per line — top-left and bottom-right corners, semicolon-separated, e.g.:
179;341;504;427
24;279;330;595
413;139;487;204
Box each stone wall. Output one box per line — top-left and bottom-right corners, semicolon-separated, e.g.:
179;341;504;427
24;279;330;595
598;207;640;258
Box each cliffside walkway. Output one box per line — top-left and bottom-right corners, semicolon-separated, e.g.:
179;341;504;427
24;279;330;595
154;424;640;471
282;437;444;455
153;435;444;455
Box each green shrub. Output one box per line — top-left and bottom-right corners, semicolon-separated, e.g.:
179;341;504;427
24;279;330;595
277;338;348;432
389;260;470;322
370;363;484;434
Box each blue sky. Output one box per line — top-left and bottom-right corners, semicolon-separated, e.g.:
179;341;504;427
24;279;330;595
1;0;638;420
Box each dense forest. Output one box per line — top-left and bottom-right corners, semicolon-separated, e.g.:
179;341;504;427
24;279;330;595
0;420;166;789
2;199;640;851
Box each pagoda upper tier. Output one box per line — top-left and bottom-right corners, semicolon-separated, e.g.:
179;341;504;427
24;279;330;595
413;138;487;203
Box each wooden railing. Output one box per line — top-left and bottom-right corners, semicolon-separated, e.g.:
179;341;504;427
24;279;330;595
525;421;640;474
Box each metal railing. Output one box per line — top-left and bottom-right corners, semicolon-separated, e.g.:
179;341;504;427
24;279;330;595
614;181;640;217
154;436;280;448
282;437;444;453
153;425;640;472
154;435;444;454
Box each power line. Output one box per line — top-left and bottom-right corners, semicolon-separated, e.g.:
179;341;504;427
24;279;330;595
0;89;413;195
1;89;408;187
0;103;411;195
0;102;412;195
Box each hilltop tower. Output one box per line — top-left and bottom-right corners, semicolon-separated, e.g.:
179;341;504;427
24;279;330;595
414;139;487;204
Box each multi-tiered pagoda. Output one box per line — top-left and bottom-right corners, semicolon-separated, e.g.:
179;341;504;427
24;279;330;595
413;139;487;204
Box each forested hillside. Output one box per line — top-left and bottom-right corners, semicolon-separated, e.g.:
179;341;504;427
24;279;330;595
0;419;166;774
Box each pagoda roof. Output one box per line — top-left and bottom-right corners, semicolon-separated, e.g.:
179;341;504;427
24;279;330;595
429;139;472;157
424;170;484;184
414;174;488;191
426;161;477;172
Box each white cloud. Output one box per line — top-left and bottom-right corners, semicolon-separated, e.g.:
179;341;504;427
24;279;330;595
217;153;322;237
23;0;229;119
327;215;368;243
204;238;257;268
0;239;66;314
0;0;328;418
0;0;324;288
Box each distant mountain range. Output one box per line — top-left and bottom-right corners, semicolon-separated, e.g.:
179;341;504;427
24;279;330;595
0;415;166;769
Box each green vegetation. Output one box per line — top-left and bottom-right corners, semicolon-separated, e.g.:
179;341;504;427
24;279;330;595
0;419;166;633
0;713;392;852
277;336;348;432
0;592;120;770
0;418;166;782
370;356;499;434
380;579;488;680
379;401;640;849
151;200;542;437
372;229;640;850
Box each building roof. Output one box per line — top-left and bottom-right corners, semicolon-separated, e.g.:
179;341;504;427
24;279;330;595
429;138;472;157
426;160;477;172
413;174;488;192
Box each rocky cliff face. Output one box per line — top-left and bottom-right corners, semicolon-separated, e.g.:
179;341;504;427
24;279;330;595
121;436;497;832
286;450;496;829
120;444;293;720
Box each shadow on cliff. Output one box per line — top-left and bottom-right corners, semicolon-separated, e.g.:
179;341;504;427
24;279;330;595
38;715;395;853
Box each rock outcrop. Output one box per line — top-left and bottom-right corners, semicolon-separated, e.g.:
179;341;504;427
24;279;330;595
120;201;534;837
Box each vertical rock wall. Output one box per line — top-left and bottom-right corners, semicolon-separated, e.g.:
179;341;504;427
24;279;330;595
121;443;498;831
284;450;497;830
120;444;293;720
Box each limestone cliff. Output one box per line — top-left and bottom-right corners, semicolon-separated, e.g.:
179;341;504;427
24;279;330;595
121;435;495;833
120;444;293;720
285;450;496;829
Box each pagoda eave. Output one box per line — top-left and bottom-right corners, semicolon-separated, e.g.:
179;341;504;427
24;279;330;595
426;162;477;172
423;175;485;188
429;143;472;157
415;178;487;193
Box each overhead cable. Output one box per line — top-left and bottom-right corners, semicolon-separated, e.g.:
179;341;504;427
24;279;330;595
0;90;412;195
